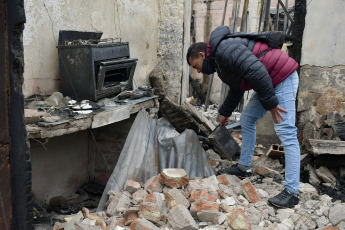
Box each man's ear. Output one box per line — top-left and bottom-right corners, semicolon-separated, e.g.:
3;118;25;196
198;52;206;60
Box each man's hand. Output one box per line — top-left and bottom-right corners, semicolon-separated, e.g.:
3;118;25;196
219;115;229;126
270;105;288;124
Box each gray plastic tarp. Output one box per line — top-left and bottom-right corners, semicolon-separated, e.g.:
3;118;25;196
97;110;215;210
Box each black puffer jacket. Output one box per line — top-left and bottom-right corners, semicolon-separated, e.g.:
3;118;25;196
208;26;278;117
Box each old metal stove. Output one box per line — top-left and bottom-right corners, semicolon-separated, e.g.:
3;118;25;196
57;31;138;101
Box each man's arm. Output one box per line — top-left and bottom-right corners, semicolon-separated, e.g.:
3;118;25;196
219;87;244;117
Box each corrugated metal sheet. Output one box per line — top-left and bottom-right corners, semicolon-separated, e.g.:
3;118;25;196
98;110;215;210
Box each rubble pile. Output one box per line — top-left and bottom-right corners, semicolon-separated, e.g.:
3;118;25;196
54;167;345;230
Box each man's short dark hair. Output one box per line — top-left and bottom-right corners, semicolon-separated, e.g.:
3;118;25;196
186;42;207;65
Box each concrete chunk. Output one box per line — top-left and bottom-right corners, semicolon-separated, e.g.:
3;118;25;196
106;191;131;216
129;218;160;230
168;204;198;230
165;187;190;209
227;208;251;230
124;180;141;194
138;202;161;225
160;168;190;188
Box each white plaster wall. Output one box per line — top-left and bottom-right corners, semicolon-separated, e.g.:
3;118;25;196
23;0;160;97
300;0;345;67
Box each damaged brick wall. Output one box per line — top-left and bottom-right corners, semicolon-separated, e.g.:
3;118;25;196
297;0;345;149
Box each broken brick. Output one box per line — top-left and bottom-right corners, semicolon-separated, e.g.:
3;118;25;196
143;192;165;214
227;208;251;230
132;189;148;204
138;202;161;225
190;188;217;202
106;191;131;216
129;218;160;230
144;175;163;193
124;207;139;226
190;199;219;217
165;187;190;209
160;168;190;188
255;165;281;179
124;180;141;194
240;179;261;203
217;174;229;185
117;218;125;227
320;225;340;230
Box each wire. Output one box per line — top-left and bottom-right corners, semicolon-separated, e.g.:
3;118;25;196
42;0;57;45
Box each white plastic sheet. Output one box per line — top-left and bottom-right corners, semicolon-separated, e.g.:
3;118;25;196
98;110;215;210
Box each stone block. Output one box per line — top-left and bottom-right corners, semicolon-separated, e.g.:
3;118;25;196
306;164;321;186
240;179;260;203
197;209;220;223
167;204;198;230
160;168;190;188
129;218;160;230
227;208;251;230
165;187;190;209
316;89;345;115
144;175;163;193
132;189;148;204
315;166;337;184
329;204;345;225
124;180;141;194
138;202;161;225
106;191;131;216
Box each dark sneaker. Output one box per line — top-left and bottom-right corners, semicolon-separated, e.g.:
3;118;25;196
268;188;299;208
218;164;252;179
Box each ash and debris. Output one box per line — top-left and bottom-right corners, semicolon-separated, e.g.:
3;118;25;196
50;134;345;230
194;103;241;126
30;96;345;230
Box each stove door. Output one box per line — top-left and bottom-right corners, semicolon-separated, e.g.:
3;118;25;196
96;58;137;99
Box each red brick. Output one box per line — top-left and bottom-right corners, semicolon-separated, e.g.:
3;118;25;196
144;193;154;203
124;212;139;226
132;189;148;204
321;226;340;230
255;165;281;178
190;189;217;202
240;179;260;203
190;199;219;216
144;175;163;193
117;218;125;227
217;175;229;185
227;208;250;230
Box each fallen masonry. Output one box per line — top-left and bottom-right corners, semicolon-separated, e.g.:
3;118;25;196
54;167;345;230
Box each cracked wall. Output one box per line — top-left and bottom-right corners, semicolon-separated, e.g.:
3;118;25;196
23;0;185;100
297;0;345;148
